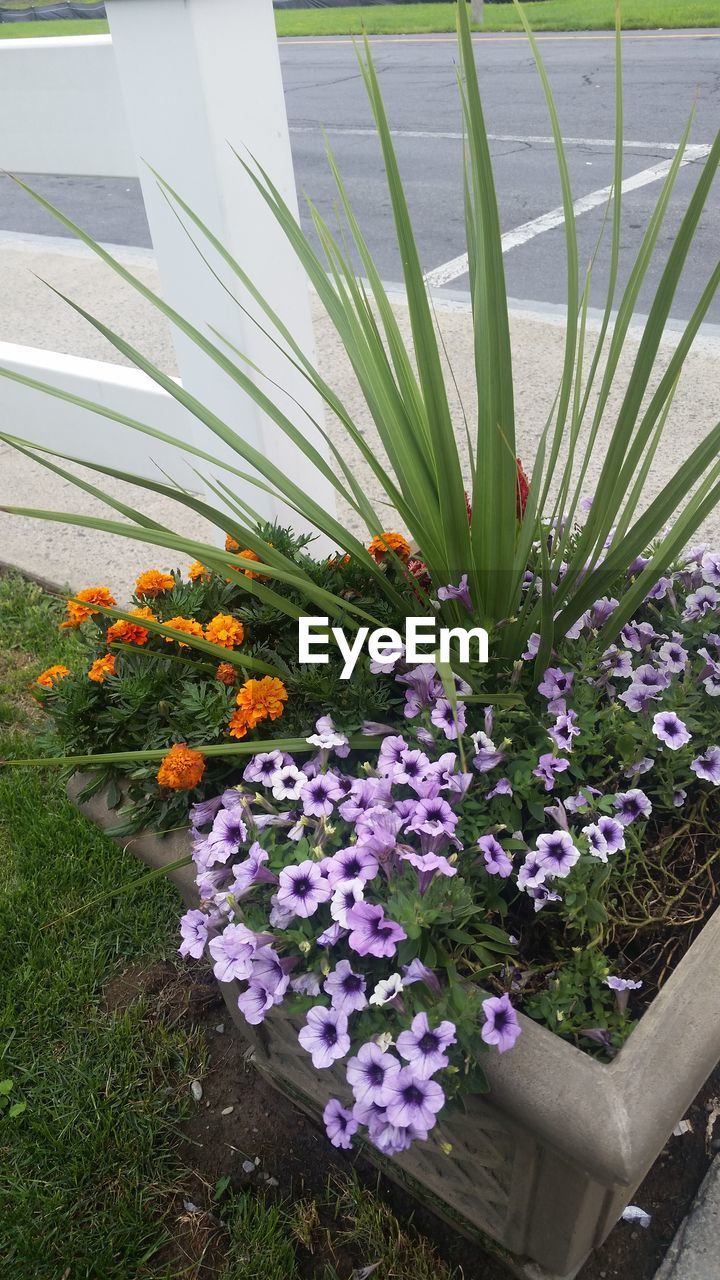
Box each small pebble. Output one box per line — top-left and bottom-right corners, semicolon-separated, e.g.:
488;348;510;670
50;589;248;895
266;1176;279;1188
214;1024;225;1034
190;1080;203;1102
221;1106;234;1116
242;1160;256;1175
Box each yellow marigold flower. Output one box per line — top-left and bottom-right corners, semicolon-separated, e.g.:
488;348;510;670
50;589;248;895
225;534;240;554
135;570;175;599
88;654;116;683
235;676;287;729
227;709;249;739
106;606;157;648
368;532;411;564
188;560;210;583
36;664;70;688
60;585;116;629
215;662;237;686
156;743;206;791
205;614;245;650
163;616;204;648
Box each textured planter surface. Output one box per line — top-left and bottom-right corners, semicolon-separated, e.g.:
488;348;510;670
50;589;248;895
69;774;720;1280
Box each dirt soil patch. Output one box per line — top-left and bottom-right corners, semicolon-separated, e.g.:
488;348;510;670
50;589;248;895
103;960;720;1279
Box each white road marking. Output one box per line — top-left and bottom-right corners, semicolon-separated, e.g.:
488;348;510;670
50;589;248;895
423;144;711;289
290;124;688;152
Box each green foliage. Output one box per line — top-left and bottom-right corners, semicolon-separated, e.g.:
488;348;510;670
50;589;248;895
523;949;633;1050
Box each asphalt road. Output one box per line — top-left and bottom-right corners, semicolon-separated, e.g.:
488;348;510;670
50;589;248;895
1;29;719;321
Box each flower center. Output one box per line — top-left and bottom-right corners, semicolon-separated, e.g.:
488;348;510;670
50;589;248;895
418;1032;439;1055
343;974;363;993
323;1024;338;1047
403;1085;424;1106
367;1063;384;1086
294;878;310;898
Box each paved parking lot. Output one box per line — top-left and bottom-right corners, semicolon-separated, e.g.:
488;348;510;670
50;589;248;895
0;28;717;322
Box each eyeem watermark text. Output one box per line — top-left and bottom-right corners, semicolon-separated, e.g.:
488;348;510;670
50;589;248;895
298;617;489;680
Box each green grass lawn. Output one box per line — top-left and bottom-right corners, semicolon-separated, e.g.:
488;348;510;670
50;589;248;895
0;1;717;40
0;570;463;1280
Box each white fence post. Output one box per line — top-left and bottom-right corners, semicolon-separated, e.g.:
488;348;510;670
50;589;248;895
104;0;336;540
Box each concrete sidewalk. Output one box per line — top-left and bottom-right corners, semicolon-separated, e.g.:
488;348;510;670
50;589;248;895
0;235;719;601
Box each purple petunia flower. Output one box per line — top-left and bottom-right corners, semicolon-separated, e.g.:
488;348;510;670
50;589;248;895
396;1012;456;1077
346;902;407;959
529;884;562;912
236;982;276;1025
621;621;659;652
179;908;210;959
323;1098;358;1149
478;834;513;878
325;845;379;887
330;878;365;928
623;756;654;779
683;585;719;621
517;852;547;891
600;645;633;679
368;973;405;1007
298;1005;350;1069
229;842;277;898
673;788;687;807
207;808;248;865
367;1117;426;1155
270;764;306;801
243;750;286;786
486;777;513;800
533;753;570;792
471;730;507;774
392;748;431;788
346;1041;400;1105
658;640;688;674
301;773;344;818
538;667;574;714
406;796;458;840
652;711;691;750
324;959;367;1014
535;830;580;878
437;574;473;612
690;746;720;784
276;859;332;919
613;788;652;825
401;958;442;995
377;735;409;777
522;633;541;660
398;664;443;719
605;975;643;992
188;795;223;828
582;816;625;862
306;715;350;756
549;711;580;753
430;697;467;741
481;993;522;1053
384;1067;445;1132
208;923;259;983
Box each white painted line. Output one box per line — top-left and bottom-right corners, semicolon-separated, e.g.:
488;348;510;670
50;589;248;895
290;124;689;153
424;144;711;289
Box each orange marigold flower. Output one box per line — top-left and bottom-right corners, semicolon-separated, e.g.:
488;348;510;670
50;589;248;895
36;664;70;688
163;616;204;648
368;532;411;564
156;743;206;791
327;554;351;569
205;614;245;650
106;606;157;647
135;570;175;599
227;709;249;739
188;560;210;583
88;654;116;683
235;676;287;729
215;662;237;686
225;534;240;554
60;585;116;629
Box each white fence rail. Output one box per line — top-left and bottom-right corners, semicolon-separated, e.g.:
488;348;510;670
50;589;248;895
0;0;334;537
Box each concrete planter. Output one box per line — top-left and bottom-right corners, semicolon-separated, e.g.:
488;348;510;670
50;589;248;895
69;775;720;1280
